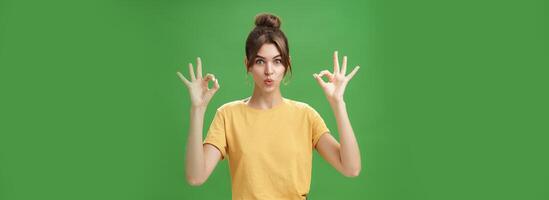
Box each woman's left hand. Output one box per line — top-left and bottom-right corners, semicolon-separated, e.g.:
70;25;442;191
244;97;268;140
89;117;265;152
313;51;360;104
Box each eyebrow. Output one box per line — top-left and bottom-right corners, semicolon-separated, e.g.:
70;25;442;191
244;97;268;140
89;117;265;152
255;54;281;59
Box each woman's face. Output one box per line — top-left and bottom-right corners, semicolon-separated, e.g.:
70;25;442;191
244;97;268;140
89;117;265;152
247;43;286;93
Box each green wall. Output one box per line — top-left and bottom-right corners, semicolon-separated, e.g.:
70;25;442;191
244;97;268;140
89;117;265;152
1;0;547;199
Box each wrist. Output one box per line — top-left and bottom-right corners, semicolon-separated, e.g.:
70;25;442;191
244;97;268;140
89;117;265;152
328;97;345;105
191;105;207;113
329;99;345;109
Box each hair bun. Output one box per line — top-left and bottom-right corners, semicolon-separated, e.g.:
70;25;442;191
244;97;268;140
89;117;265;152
255;13;281;29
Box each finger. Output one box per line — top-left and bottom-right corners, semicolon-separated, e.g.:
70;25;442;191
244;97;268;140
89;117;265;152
333;51;340;74
207;78;220;97
346;66;360;80
203;73;215;84
342;56;347;75
318;70;334;82
188;63;196;81
212;78;220;90
176;71;191;86
196;57;203;79
313;73;326;87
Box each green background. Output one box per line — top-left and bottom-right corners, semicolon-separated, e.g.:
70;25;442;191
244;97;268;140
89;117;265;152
1;0;548;199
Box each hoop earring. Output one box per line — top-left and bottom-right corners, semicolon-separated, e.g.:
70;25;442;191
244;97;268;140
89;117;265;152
245;72;253;87
282;75;291;86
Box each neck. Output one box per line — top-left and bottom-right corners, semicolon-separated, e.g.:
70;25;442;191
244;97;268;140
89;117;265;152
246;86;283;109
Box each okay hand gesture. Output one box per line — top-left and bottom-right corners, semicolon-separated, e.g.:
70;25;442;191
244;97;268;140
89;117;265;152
313;51;360;104
176;57;220;108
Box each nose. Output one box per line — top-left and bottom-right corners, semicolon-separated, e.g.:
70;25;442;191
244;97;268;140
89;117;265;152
264;63;274;76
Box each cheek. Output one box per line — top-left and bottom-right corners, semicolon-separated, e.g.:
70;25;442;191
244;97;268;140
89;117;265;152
275;64;285;72
251;71;263;80
278;66;286;77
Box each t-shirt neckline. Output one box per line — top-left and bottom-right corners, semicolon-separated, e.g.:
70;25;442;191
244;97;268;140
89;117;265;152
241;97;288;113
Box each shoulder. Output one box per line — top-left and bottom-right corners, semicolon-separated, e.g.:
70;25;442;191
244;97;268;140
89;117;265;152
283;98;319;114
214;99;245;113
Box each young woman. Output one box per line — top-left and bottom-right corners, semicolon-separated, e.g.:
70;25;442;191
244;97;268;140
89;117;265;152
177;13;361;200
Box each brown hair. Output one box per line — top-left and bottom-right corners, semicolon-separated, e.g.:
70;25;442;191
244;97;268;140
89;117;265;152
245;13;292;78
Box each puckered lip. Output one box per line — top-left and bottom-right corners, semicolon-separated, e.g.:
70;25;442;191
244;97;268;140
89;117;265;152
264;78;273;82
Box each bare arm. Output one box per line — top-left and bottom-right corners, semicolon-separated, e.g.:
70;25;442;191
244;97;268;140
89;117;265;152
177;57;222;186
315;101;361;177
313;51;362;177
185;106;222;186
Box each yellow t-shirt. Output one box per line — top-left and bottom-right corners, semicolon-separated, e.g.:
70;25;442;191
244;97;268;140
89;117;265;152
203;97;330;200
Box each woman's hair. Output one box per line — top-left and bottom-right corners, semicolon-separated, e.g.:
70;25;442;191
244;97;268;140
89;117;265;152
245;13;292;78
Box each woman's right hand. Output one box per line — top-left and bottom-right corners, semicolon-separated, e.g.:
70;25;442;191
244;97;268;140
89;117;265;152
177;57;220;108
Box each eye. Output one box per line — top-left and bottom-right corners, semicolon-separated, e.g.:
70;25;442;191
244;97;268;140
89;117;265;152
255;59;265;64
274;59;282;64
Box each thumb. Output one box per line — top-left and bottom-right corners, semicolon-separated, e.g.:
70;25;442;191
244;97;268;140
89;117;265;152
212;78;220;91
207;78;220;96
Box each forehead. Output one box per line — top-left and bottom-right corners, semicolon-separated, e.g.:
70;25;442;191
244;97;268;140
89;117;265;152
256;43;280;58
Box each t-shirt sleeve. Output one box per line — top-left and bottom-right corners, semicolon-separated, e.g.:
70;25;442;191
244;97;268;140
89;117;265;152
203;108;228;160
308;105;330;147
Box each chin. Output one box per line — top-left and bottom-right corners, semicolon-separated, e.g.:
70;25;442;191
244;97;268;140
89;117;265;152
262;86;279;92
254;82;280;93
262;88;276;93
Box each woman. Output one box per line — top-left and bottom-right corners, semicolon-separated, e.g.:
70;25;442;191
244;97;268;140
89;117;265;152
176;13;361;200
